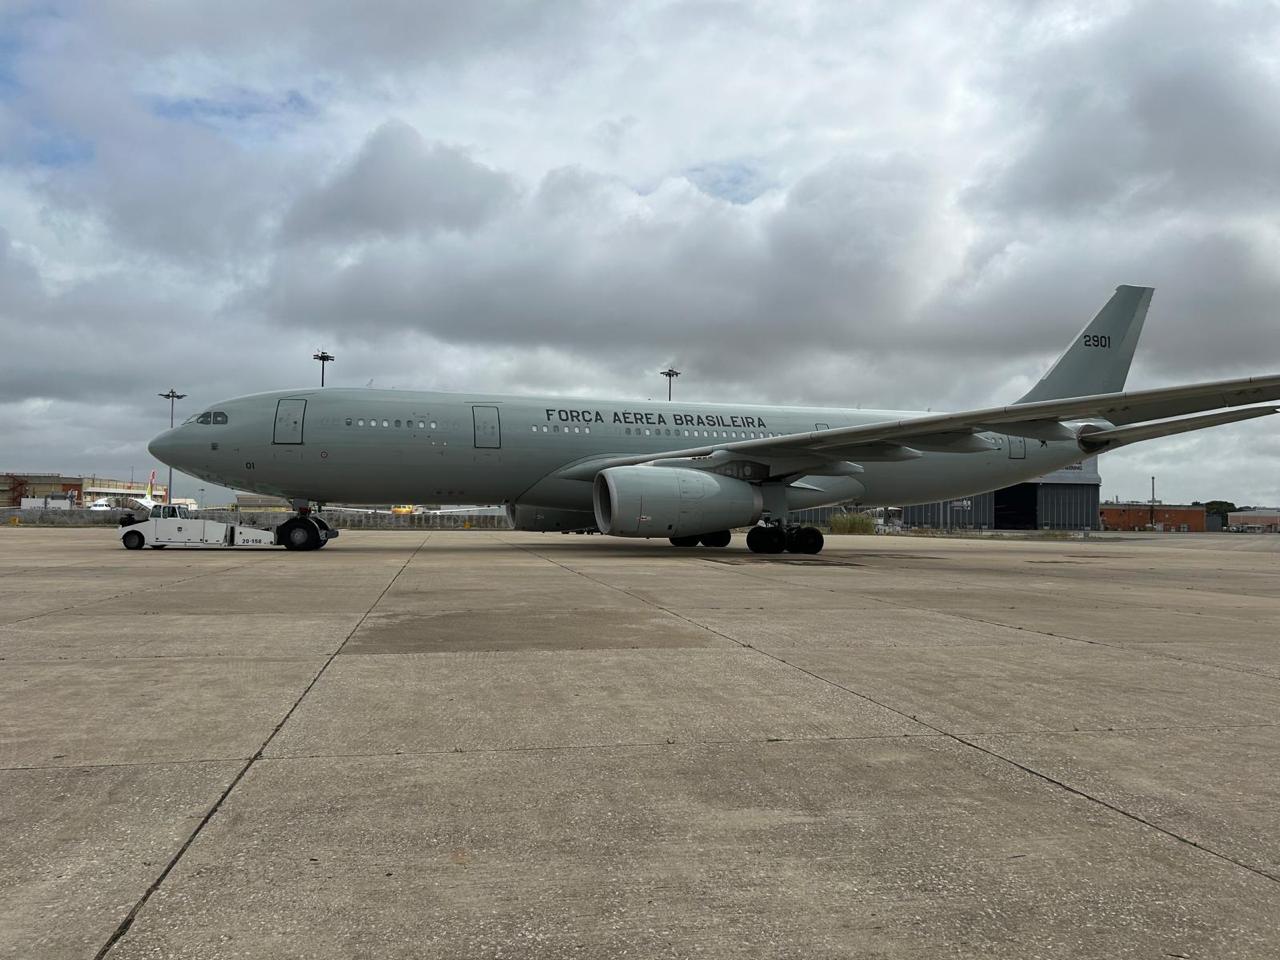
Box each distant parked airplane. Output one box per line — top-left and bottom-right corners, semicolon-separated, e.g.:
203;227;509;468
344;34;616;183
88;470;162;512
148;287;1279;553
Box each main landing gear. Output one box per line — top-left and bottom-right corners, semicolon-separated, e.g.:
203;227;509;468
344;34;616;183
669;530;733;548
746;524;824;555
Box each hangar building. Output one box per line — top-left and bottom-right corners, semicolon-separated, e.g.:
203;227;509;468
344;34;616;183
901;458;1102;531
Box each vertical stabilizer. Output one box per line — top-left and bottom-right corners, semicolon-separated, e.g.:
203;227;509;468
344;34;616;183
1017;285;1153;403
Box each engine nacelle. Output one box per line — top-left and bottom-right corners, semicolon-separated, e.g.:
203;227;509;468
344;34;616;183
505;504;598;532
593;466;763;538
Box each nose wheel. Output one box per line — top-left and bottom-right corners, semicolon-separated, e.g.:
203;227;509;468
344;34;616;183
747;524;824;555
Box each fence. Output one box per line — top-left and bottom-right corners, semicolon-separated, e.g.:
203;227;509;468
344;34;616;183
1;508;513;530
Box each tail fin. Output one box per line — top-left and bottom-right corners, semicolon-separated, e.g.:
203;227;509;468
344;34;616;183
1016;285;1153;403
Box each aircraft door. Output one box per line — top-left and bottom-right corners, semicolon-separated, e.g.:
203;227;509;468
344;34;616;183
274;399;306;444
473;406;501;449
1007;435;1026;459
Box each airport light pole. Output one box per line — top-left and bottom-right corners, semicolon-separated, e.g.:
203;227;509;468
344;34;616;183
313;350;335;386
660;367;681;401
158;388;186;503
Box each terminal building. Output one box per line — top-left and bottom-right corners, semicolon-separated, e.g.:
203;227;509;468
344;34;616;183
901;458;1102;531
2;472;167;509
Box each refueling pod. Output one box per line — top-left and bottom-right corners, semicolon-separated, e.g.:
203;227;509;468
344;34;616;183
506;504;598;532
593;466;763;538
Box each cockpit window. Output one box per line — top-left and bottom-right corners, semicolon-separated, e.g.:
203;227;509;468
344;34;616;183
212;411;228;424
196;412;212;425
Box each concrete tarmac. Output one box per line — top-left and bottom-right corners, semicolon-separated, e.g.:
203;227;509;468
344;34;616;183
2;528;1278;958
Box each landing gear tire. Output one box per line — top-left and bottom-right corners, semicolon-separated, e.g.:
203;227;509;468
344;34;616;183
278;517;322;551
670;534;701;547
793;526;825;555
699;530;732;548
122;530;144;551
746;525;786;554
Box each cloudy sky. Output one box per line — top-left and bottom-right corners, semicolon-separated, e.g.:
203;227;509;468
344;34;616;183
3;0;1279;506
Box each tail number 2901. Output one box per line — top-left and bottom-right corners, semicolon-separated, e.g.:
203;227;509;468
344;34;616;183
1082;334;1111;348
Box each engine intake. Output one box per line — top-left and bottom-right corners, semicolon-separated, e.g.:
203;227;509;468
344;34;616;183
593;466;763;538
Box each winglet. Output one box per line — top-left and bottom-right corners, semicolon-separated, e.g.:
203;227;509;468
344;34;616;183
1017;285;1153;404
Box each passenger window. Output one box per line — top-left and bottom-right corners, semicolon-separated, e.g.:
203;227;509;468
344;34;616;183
584;426;590;434
417;421;425;429
644;428;651;436
394;419;401;428
357;418;364;426
368;420;376;428
541;425;548;432
212;412;228;424
573;426;579;433
382;419;389;427
429;421;437;429
531;425;538;432
346;418;353;426
625;428;631;435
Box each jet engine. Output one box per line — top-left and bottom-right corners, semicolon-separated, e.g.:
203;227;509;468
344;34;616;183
593;466;763;538
505;504;598;532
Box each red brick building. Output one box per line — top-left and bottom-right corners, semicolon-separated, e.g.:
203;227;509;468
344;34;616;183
1099;503;1207;532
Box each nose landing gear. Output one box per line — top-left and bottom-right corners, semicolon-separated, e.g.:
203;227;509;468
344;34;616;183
746;523;824;555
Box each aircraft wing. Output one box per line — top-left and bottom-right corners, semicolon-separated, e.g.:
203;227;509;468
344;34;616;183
554;373;1280;481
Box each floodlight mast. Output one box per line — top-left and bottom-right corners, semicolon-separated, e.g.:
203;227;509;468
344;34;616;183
157;388;186;503
313;350;335;387
660;367;681;401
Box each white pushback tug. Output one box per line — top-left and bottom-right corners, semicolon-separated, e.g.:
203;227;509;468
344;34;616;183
117;504;338;550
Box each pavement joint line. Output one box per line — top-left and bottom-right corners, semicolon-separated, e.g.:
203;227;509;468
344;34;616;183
1;558;260;627
701;557;1280;684
91;535;432;960
244;717;1280;763
1;756;252;773
508;538;1280;889
257;731;952;762
9;720;1279;774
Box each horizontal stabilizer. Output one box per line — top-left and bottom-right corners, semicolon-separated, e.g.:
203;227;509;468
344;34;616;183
1079;406;1279;452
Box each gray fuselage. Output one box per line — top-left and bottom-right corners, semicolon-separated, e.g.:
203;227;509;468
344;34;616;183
148;387;1094;513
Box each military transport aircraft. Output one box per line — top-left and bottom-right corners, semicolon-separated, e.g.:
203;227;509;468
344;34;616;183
148;286;1279;553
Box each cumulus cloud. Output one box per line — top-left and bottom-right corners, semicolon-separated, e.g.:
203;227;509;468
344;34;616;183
282;121;516;242
2;1;1279;506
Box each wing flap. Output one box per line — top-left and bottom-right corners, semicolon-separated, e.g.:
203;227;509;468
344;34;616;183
1079;406;1279;452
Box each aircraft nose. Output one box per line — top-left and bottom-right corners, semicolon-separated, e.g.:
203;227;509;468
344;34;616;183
148;429;179;465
